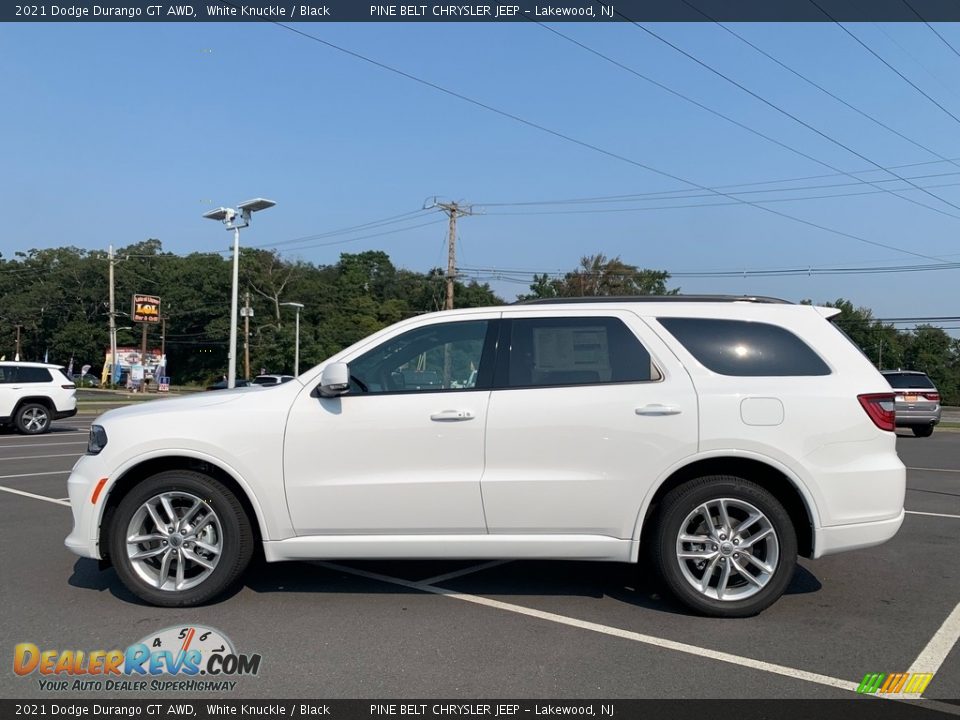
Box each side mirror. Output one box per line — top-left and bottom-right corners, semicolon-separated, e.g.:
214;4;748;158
319;362;350;397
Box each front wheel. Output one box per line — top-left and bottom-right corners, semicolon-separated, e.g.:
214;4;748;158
109;471;254;607
652;476;797;618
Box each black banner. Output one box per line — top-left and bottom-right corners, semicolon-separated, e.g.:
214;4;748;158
2;700;960;720
9;0;960;23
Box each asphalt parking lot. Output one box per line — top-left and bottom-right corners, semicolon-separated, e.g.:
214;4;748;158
1;409;958;702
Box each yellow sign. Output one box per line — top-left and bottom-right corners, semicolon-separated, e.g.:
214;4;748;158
131;294;161;324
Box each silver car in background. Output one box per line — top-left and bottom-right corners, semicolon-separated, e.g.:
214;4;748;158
881;370;941;437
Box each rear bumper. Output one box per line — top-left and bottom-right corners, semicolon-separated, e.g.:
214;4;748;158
813;509;904;558
895;415;940;427
894;405;941;427
55;408;78;420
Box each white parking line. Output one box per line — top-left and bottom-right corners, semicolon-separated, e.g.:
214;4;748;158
0;453;83;461
909;603;960;676
906;510;960;520
317;561;862;694
907;467;960;474
0;485;70;506
420;560;511;585
0;470;71;480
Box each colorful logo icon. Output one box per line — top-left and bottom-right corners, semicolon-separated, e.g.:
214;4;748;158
857;672;934;695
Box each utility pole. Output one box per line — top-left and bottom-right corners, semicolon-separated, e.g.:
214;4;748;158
108;245;118;387
14;324;22;361
426;199;472;387
160;316;166;358
140;323;148;389
242;291;252;380
427;200;472;310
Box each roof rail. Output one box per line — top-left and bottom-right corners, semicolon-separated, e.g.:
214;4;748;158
514;295;793;305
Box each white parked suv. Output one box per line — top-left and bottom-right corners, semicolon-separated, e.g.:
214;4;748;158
0;362;78;434
65;297;905;616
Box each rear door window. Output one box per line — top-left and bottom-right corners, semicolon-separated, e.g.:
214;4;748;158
497;316;658;388
657;317;830;377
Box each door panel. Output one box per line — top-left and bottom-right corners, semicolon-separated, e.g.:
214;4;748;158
283;314;499;536
481;311;698;538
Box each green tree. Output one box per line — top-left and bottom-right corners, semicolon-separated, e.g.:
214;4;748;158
519;254;676;299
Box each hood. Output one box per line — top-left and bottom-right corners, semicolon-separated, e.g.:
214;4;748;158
94;387;264;424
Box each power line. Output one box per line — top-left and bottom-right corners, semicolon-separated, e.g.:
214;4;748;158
473;162;960;207
264;20;946;264
476;175;960;216
610;5;960;217
458;259;960;280
262;218;447;254
537;19;960;223
250;208;433;250
809;0;960;127
900;0;960;61
678;1;960;171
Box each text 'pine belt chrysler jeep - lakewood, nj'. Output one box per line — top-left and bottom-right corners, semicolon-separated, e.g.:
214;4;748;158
66;296;905;617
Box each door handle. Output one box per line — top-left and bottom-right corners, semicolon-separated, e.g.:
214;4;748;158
430;409;475;422
635;404;682;416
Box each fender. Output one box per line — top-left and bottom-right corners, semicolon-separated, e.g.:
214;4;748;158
628;448;824;563
95;448;278;544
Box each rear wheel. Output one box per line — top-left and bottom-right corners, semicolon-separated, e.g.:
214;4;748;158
652;475;797;617
912;425;934;438
15;403;51;435
109;470;254;607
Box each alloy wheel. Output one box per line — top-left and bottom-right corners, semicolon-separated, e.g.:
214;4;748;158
125;491;223;592
675;497;779;602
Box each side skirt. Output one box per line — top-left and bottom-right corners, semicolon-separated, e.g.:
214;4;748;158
263;534;636;563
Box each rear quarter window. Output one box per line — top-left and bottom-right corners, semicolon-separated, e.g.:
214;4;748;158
657;317;830;377
16;367;53;383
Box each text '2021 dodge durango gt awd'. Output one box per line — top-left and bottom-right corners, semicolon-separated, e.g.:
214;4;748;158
66;296;905;617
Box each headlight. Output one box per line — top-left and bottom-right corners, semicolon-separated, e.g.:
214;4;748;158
87;425;108;455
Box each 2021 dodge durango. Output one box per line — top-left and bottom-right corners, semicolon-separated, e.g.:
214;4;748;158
65;296;905;617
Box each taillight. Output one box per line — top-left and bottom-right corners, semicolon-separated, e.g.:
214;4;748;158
923;392;940;402
858;393;896;432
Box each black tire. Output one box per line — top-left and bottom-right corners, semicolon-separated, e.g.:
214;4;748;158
652;475;797;618
15;402;52;435
912;425;934;438
109;470;254;607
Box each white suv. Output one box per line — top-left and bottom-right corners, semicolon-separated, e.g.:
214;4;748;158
65;297;905;616
0;362;78;434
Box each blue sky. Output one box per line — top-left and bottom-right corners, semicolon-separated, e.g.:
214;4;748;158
3;21;960;325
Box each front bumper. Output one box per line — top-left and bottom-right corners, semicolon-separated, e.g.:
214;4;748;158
64;457;105;559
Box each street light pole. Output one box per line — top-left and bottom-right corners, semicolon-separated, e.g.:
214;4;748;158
203;199;276;389
228;225;240;389
281;302;304;376
108;244;117;387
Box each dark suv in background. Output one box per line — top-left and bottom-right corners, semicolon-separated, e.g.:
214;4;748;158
881;370;941;437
